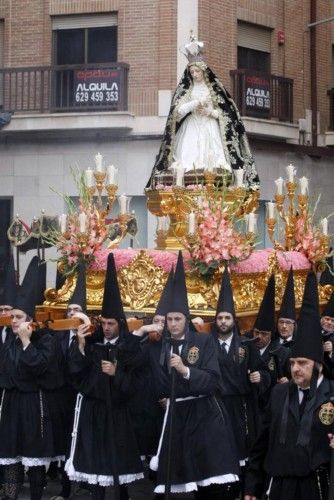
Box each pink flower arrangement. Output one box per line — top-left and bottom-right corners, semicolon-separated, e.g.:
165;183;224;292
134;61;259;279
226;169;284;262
294;215;325;264
57;207;107;274
184;199;254;278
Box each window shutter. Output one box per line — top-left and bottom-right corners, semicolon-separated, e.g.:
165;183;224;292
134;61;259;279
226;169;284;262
52;14;117;30
0;21;4;67
238;22;271;53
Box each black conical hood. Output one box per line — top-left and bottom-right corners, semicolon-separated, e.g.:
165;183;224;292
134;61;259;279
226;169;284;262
155;266;174;316
167;251;189;317
292;272;323;363
253;274;275;332
3;254;17;306
36;259;46;306
322;290;334;318
320;249;334;286
69;261;87;312
101;253;126;321
14;256;39;318
55;266;66;290
216;266;236;317
278;267;296;321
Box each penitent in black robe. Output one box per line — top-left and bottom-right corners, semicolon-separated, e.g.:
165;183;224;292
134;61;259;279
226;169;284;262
118;328;240;494
0;329;58;466
245;377;334;500
213;331;271;463
65;337;143;487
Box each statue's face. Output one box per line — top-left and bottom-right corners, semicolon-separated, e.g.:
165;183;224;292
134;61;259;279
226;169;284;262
189;65;204;83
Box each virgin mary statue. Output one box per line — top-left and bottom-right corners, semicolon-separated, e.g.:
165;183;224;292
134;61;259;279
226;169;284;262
147;36;259;190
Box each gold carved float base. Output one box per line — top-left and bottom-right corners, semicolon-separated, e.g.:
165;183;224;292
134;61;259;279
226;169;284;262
42;251;333;332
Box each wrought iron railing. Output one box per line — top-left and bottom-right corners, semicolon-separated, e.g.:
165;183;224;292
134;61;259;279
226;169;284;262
230;69;293;122
0;62;129;113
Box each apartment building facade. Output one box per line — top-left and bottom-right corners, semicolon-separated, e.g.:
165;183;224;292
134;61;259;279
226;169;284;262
0;0;334;283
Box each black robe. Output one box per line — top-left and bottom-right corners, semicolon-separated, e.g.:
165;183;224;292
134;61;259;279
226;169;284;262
321;330;334;379
65;336;143;486
42;330;78;458
0;329;57;464
245;377;334;499
118;329;240;493
258;340;291;410
214;331;271;461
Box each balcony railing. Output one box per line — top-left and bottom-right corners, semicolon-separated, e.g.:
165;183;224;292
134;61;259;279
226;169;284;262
230;69;293;122
0;63;129;114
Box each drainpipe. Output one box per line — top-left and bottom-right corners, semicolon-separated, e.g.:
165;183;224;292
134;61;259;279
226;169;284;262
310;0;317;146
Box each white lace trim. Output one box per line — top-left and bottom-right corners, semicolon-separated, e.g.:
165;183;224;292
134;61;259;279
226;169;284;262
65;464;144;487
0;456;65;466
65;393;144;486
154;473;239;494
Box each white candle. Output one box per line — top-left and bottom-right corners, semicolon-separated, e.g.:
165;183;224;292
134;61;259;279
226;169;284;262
78;212;87;233
299;176;309;195
106;165;117;185
286;164;295;182
85;168;94;187
94;152;103;172
235;169;244;187
197;196;203;209
247;213;257;233
175;165;184;187
59;213;67;233
275;177;284;195
321;217;328;235
119;193;127;214
188;212;196;235
266;201;275;219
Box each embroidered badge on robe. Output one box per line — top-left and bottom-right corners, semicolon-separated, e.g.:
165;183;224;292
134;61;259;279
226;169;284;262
187;346;199;365
238;346;246;363
268;356;275;371
319;402;334;425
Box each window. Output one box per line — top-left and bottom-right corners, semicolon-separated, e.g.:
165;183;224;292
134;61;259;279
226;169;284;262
237;22;271;73
238;47;270;73
52;15;118;109
55;27;117;66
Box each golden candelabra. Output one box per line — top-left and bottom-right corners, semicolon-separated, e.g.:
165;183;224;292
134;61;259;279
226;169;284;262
265;172;330;266
146;170;259;250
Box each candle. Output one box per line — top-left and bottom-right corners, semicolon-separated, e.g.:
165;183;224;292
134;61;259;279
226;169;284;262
207;151;214;172
321;217;328;235
197;196;203;209
235;169;244;187
299;176;309;195
78;212;87;233
85;168;94;187
175;165;184;187
119;193;127;214
106;165;117;185
266;201;275;219
275;177;284;195
188;212;196;235
94;152;103;172
247;213;257;233
59;213;67;233
286;164;295;182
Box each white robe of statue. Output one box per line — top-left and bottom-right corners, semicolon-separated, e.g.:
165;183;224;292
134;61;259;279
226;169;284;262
173;79;231;172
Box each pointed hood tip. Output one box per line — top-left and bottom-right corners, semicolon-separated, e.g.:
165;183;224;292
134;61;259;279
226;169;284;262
101;253;126;322
216;266;236;317
292;271;323;363
69;260;87;312
254;274;275;333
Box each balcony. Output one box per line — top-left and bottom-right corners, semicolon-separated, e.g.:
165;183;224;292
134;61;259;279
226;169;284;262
0;63;129;114
230;69;293;123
